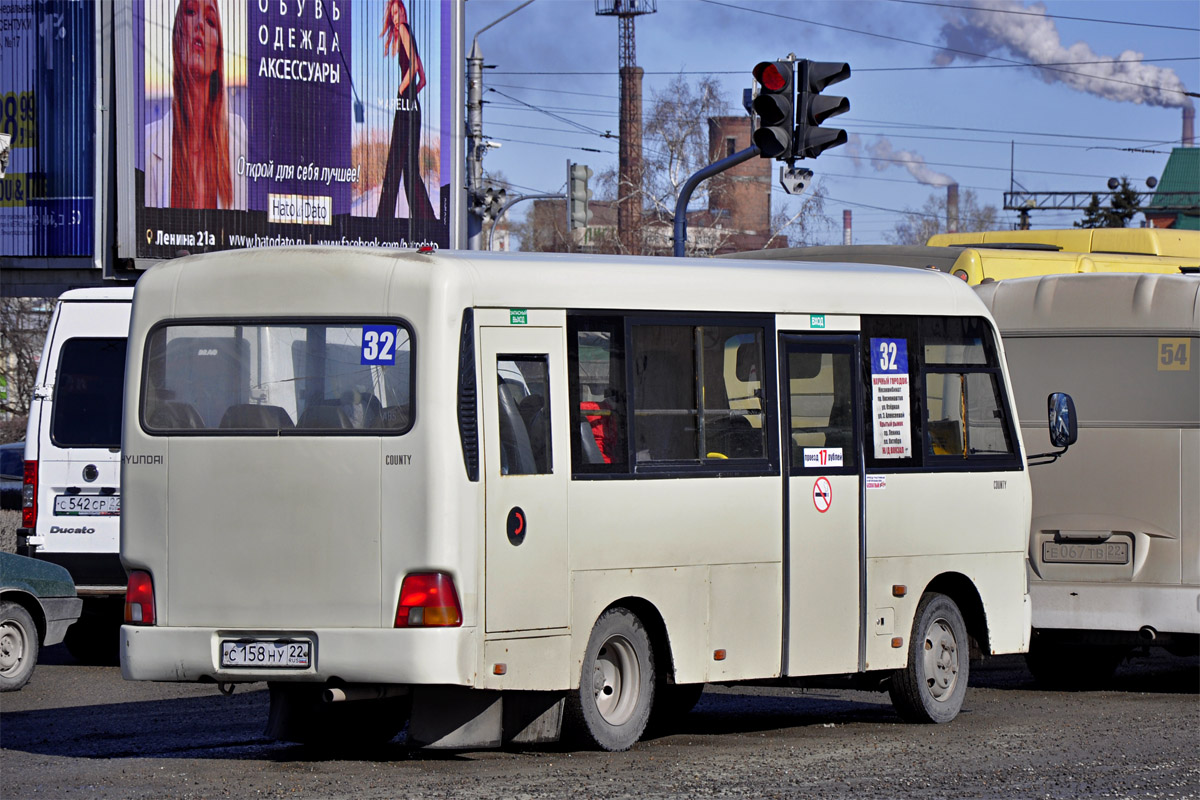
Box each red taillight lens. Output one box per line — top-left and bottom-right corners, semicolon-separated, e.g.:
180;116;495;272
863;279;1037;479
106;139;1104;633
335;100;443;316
21;460;37;529
395;572;462;628
125;570;156;625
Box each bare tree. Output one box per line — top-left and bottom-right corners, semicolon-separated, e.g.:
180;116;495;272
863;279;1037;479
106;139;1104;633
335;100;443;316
889;188;999;245
0;298;54;441
764;183;837;249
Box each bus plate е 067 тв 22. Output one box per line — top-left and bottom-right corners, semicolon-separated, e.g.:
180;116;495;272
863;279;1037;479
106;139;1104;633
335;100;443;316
220;639;312;668
1042;541;1129;565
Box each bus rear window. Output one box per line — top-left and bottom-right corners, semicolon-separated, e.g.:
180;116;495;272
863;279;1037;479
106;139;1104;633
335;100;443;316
141;321;414;435
52;338;126;448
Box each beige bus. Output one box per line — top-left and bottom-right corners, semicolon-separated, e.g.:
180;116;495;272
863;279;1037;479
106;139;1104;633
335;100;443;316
119;248;1070;750
977;273;1199;684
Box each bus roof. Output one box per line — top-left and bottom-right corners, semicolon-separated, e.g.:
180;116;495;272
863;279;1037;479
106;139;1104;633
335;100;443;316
723;244;963;272
134;247;987;321
928;228;1200;260
974;272;1200;334
59;287;136;302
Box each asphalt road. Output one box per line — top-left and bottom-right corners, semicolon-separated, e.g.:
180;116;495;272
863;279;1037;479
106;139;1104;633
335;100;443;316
1;646;1196;800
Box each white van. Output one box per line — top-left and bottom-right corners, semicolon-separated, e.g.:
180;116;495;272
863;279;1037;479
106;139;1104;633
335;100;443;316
19;287;133;664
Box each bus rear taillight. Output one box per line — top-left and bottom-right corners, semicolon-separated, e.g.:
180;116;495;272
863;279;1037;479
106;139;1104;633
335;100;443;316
21;460;36;529
395;572;462;628
125;570;156;625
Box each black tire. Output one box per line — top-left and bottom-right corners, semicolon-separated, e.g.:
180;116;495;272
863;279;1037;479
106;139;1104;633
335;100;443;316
889;593;969;724
265;683;410;749
0;601;39;692
1025;636;1127;689
564;607;655;751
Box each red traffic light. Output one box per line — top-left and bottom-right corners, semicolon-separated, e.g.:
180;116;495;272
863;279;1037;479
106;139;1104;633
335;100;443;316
753;61;789;92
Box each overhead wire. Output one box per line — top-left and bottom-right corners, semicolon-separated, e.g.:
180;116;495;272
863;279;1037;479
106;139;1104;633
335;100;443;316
694;0;1198;100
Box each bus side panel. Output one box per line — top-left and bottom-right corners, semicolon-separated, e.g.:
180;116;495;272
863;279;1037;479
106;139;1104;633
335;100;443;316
567;477;782;683
865;552;1030;670
867;471;1030;560
865;471;1030;670
571;566;712;685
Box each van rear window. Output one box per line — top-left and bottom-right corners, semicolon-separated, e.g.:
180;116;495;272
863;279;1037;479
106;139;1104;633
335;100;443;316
52;338;126;448
140;321;414;435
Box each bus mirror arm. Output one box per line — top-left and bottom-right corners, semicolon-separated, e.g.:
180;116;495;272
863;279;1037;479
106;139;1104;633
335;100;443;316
1027;392;1077;467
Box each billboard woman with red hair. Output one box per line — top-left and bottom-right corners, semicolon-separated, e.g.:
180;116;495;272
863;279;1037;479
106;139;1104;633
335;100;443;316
146;0;246;210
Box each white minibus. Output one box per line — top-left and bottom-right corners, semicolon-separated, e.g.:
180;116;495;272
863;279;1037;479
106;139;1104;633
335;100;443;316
120;248;1071;750
977;273;1199;685
19;287;134;663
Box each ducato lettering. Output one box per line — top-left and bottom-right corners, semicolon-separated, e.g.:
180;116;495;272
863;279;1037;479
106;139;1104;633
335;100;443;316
123;455;165;465
50;525;97;535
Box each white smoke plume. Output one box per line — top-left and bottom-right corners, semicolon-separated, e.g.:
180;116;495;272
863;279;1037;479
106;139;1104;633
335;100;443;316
935;0;1192;109
868;137;955;186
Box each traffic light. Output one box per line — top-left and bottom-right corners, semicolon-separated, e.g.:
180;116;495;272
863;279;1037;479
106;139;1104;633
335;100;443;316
751;60;795;160
796;60;850;160
480;186;507;224
567;161;593;231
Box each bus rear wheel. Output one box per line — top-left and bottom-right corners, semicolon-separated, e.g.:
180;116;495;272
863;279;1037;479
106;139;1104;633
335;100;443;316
565;607;655;751
889;592;969;724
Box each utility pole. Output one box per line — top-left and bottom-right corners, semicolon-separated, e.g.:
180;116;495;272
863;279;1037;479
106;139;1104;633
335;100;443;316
466;1;536;251
466;39;485;250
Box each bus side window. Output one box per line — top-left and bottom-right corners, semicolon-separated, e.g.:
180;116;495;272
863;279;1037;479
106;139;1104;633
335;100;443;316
568;319;628;472
497;356;552;475
922;317;1015;460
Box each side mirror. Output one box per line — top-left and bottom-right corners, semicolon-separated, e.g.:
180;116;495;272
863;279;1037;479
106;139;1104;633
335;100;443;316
1047;392;1077;449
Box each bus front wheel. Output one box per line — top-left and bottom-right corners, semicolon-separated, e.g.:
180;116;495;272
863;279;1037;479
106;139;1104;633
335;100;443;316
565;607;655;751
889;592;969;724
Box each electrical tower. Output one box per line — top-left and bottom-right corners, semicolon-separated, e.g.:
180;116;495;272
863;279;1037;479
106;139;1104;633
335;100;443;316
595;0;656;253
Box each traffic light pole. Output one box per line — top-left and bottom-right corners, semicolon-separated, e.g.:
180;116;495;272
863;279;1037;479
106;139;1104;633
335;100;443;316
673;145;760;257
487;193;564;251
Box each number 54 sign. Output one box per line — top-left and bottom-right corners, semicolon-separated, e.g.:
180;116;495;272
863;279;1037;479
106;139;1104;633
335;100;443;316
1157;338;1191;372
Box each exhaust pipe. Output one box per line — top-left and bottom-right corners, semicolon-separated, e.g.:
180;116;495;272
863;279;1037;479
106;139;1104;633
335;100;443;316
323;685;410;704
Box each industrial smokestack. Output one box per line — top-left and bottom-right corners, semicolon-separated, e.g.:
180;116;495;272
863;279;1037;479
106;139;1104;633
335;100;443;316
1184;107;1195;147
843;210;852;245
947;183;959;234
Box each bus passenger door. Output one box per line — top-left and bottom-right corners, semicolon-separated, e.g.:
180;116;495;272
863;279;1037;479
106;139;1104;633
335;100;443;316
780;335;864;676
481;325;569;633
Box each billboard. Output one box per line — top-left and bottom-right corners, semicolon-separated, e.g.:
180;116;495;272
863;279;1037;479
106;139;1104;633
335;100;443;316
0;0;95;259
131;0;455;260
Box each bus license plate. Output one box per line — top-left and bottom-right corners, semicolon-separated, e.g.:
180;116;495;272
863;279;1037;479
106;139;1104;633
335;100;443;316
1042;541;1129;565
220;640;312;669
54;494;121;516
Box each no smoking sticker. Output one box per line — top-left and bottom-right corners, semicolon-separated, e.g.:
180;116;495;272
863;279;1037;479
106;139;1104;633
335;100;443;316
813;477;832;513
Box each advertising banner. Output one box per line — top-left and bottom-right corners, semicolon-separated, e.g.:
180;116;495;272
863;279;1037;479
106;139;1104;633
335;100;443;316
135;0;453;260
0;0;95;259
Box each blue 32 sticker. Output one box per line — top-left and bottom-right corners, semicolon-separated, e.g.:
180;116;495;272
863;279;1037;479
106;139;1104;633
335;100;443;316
361;325;399;365
870;338;908;374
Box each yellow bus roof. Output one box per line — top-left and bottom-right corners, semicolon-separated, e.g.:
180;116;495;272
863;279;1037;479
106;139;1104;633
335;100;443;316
927;228;1200;259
